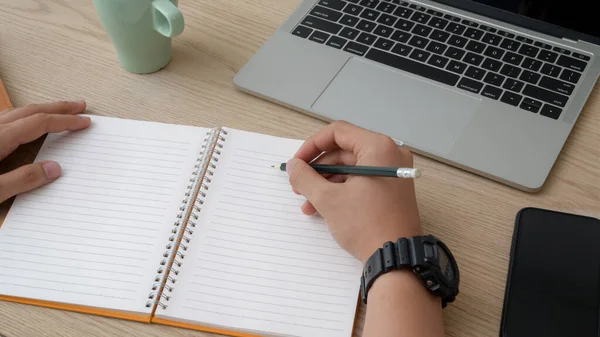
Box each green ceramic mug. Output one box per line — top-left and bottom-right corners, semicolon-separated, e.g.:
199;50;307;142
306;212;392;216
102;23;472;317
93;0;185;74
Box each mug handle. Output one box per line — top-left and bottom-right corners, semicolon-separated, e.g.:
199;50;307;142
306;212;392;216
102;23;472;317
152;0;184;38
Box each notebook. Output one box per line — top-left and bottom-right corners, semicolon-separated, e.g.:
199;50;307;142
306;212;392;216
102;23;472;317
0;115;363;337
0;78;11;110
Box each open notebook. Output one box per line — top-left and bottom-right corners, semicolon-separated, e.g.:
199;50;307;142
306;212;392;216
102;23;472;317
0;115;362;337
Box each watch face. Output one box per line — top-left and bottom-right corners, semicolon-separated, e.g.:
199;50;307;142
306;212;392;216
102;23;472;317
437;244;457;282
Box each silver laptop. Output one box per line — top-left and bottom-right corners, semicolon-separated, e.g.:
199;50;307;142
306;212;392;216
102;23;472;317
234;0;600;192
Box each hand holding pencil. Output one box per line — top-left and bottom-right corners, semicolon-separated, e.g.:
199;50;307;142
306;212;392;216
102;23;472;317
283;121;423;265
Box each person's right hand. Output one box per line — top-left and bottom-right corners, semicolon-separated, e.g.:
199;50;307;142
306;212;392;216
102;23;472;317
286;121;422;264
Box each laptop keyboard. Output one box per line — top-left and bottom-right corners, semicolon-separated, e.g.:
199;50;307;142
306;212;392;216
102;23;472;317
292;0;592;120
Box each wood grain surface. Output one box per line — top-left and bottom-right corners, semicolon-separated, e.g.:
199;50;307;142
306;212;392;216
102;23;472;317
1;1;599;336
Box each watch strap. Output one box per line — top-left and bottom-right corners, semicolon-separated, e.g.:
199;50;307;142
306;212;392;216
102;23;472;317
360;238;411;304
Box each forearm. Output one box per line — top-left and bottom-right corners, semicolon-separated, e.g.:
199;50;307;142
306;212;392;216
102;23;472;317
363;270;445;337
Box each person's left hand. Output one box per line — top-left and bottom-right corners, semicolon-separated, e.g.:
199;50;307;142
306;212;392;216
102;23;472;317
0;101;91;203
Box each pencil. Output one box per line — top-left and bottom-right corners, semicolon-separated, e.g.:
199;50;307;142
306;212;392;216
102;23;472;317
271;163;421;179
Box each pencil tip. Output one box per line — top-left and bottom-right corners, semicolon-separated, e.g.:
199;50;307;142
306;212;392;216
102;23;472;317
271;164;280;170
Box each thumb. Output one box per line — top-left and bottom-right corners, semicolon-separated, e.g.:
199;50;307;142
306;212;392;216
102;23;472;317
286;159;332;204
0;161;61;203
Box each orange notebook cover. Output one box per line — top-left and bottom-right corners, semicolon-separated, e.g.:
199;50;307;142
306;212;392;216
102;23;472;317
0;78;12;110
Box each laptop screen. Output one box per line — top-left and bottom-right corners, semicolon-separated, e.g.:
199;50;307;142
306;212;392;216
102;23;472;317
466;0;600;38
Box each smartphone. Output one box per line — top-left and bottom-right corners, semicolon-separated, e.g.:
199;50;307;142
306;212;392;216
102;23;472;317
500;207;600;337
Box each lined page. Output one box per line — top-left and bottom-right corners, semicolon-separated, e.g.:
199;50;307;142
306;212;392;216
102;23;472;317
158;128;362;337
0;115;207;315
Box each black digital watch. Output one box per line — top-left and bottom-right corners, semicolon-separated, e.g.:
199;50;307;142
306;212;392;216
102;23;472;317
360;235;459;307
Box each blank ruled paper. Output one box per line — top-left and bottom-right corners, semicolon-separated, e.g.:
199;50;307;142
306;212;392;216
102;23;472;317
158;128;362;337
0;115;208;315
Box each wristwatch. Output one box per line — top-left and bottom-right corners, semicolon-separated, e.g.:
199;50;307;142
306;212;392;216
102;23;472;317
360;235;459;307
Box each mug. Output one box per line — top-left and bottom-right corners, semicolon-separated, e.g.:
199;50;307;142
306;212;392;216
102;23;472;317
93;0;185;74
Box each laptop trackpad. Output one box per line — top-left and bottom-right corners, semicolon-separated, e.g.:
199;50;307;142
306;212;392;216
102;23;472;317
312;57;481;155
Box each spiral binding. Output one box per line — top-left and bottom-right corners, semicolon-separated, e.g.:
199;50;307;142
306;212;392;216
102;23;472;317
145;128;227;310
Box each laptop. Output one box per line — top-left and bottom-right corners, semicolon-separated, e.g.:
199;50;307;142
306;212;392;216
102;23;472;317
233;0;600;192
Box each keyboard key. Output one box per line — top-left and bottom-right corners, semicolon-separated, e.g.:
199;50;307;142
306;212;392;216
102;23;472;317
390;30;411;43
309;30;330;43
428;54;449;68
365;48;460;86
409;4;426;11
465;66;486;80
356;19;377;32
346;0;359;2
327;36;348;49
360;0;380;8
462;19;478;27
515;36;533;44
340;27;360;39
541;63;561;77
500;64;521;78
481;58;502;72
426;9;444;17
411;12;431;24
373;37;394;50
572;52;591;61
539;76;575;95
521;58;542;72
503;79;524;92
458;77;484;94
553;46;571;55
479;25;497;33
518;44;539;57
557;55;587;72
540;104;563;120
534;41;552;50
500;91;522;106
413;24;432;37
520;98;542;113
484;72;505;86
523;85;568;107
500;39;520;51
428;17;448;29
448;35;467;48
292;25;313;38
519;70;540;84
391;43;412;56
447;60;468;74
537;50;558;63
374;25;393;38
497;30;515;38
395;18;415;31
408;35;429;49
464;28;484;40
560;69;581;84
343;41;370;56
483;46;504;59
319;0;346;10
341;14;361;27
482;85;503;100
502;52;523;65
465;40;486;53
409;49;431;62
444;14;461;22
430;29;450;42
361;8;381;21
394;6;413;18
445;23;466;35
463;52;484;66
377;13;398;26
357;32;378;45
301;15;343;34
445;46;465;60
377;1;397;13
426;41;447;54
310;5;344;22
482;33;502;46
344;4;363;16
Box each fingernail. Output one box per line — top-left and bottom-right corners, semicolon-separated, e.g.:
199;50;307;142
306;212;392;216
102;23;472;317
72;100;86;112
286;159;297;173
42;161;62;180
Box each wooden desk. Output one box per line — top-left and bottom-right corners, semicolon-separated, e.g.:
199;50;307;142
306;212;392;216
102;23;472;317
1;1;599;336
